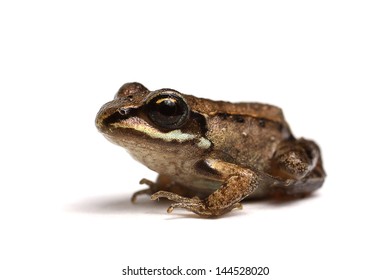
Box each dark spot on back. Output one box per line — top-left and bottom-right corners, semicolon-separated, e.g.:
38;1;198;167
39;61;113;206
218;113;229;120
234;115;245;123
258;118;266;127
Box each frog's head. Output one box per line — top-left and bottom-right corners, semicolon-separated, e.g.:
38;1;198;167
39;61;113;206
96;83;211;166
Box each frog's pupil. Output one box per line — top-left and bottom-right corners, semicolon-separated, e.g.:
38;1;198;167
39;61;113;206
158;99;178;116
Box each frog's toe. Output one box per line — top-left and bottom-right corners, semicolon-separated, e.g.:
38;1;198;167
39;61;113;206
151;190;193;202
131;189;152;203
151;191;210;216
168;201;242;217
232;202;243;210
139;178;155;186
151;191;242;217
131;178;158;202
167;201;212;216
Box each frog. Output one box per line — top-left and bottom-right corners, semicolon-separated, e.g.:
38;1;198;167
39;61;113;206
95;82;325;217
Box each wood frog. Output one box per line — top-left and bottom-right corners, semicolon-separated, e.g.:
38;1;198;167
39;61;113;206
95;83;325;217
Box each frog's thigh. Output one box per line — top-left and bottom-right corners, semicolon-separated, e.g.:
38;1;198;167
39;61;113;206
269;138;323;180
268;138;325;196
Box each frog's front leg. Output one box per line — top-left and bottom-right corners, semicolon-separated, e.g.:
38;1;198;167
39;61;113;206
131;175;199;202
131;179;158;203
151;159;266;217
132;175;180;203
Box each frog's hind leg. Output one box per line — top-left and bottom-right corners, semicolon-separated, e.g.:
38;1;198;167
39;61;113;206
131;175;203;202
267;138;326;197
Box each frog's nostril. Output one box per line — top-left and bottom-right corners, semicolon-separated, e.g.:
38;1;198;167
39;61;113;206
119;107;131;115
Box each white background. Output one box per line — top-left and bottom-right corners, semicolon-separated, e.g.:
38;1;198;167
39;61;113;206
1;1;389;279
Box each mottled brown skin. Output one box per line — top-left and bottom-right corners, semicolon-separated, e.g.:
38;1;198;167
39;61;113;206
95;82;325;217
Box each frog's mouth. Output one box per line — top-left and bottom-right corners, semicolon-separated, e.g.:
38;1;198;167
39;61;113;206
114;119;197;142
98;110;211;150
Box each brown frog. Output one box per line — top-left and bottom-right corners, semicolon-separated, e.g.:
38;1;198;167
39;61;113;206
95;83;325;217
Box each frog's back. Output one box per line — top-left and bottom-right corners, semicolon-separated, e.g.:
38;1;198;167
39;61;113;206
185;95;292;171
185;95;286;124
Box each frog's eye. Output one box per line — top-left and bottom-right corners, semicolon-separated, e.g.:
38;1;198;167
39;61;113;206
145;93;189;130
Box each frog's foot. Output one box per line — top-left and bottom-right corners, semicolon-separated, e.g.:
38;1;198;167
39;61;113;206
151;191;242;217
131;178;156;203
